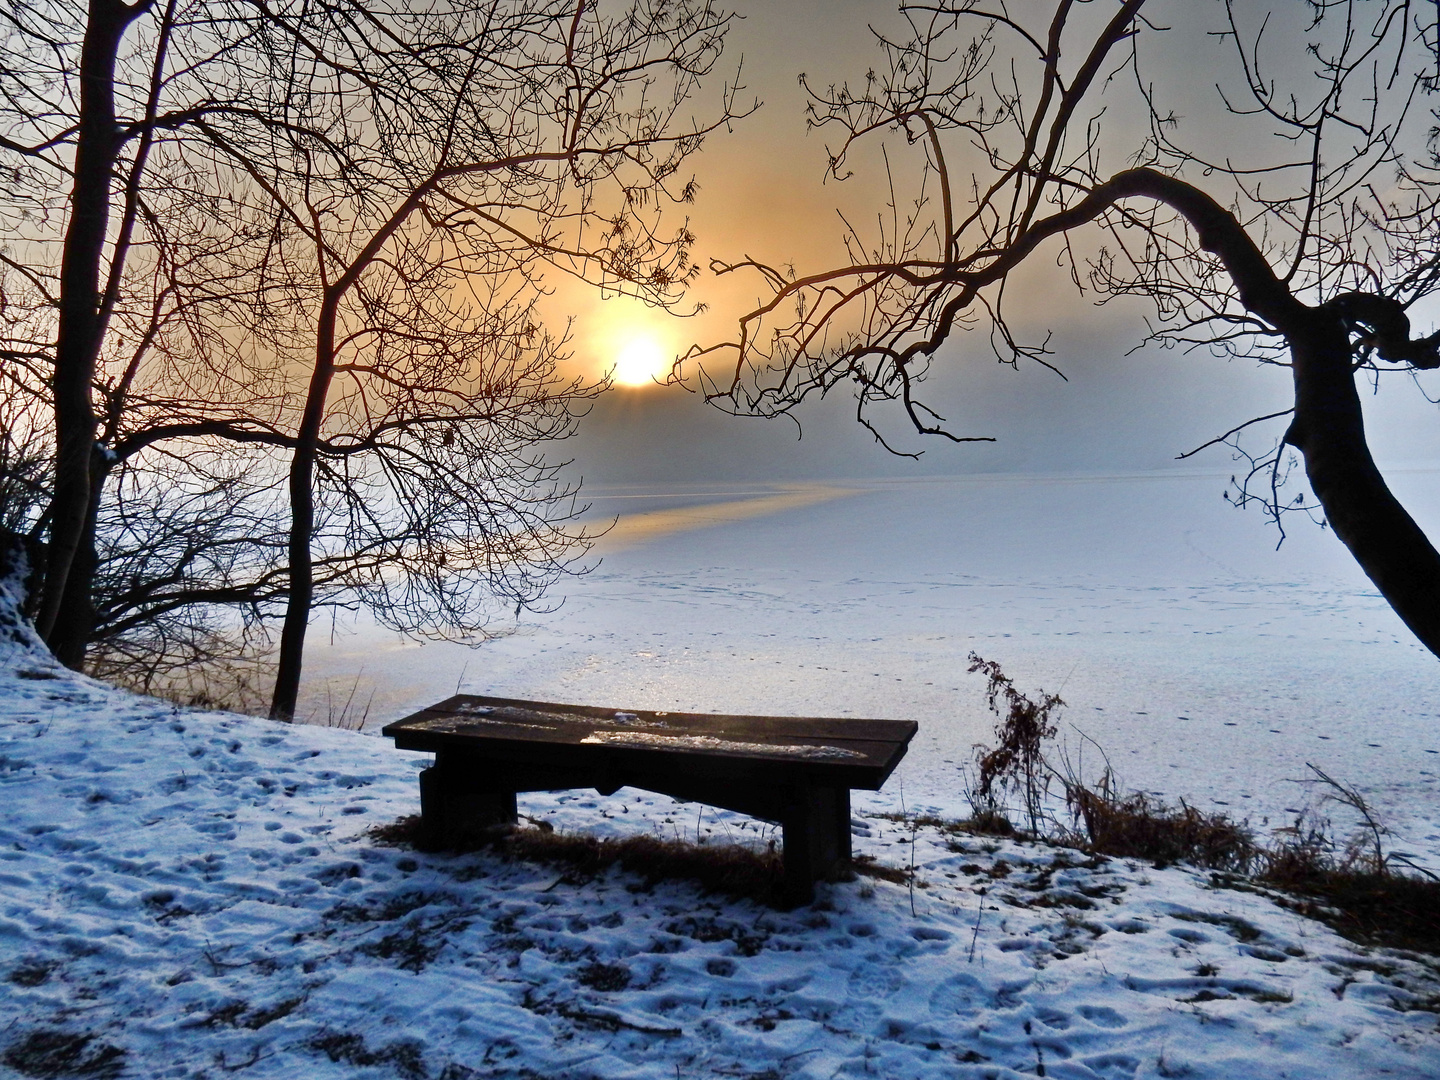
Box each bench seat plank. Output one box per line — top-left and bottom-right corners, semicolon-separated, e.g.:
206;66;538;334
390;713;905;787
410;694;913;748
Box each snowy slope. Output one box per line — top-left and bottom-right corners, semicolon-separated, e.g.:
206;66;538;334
3;612;1440;1077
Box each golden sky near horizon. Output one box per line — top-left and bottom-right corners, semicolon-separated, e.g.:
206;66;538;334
566;1;1236;391
560;0;1440;485
563;1;900;389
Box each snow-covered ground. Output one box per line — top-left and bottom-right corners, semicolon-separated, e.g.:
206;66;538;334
4;470;1440;1077
4;594;1440;1078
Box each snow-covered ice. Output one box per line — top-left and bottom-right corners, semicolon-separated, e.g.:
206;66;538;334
4;470;1440;1077
303;471;1440;861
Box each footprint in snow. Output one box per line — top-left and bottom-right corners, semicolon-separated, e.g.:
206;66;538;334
1033;1007;1070;1029
846;962;904;997
1167;927;1209;944
927;973;988;1017
1076;1005;1127;1029
1082;1051;1142;1078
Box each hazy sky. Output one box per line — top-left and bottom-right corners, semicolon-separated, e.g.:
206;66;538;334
558;1;1440;486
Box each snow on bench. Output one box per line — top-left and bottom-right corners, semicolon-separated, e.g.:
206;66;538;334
382;694;918;905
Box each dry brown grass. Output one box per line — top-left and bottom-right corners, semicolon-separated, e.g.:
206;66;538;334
1259;829;1440;954
371;816;787;904
1066;784;1258;873
850;854;910;884
1060;772;1440;954
966;657;1440;956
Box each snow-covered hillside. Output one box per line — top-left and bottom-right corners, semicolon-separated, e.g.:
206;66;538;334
3;596;1439;1077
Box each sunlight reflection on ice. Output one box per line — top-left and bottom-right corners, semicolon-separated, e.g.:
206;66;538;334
589;483;861;551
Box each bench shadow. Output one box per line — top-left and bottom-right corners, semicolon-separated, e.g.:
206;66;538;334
368;815;871;909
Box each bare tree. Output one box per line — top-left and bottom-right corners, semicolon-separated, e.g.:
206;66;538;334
0;319;50;608
1;0;305;668
690;0;1440;659
2;0;745;712
223;0;745;719
82;449;288;708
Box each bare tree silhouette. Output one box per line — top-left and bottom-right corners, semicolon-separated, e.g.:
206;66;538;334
690;0;1440;659
242;0;746;719
1;0;747;712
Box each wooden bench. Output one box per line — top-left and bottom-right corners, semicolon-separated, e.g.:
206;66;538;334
382;694;917;906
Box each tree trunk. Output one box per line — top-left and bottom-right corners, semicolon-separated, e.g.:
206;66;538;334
1285;316;1440;657
38;0;145;659
270;301;338;721
270;446;315;722
46;463;105;667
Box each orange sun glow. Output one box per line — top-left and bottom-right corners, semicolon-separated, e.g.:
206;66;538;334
610;334;670;387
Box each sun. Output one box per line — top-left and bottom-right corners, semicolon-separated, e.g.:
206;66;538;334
610;333;670;387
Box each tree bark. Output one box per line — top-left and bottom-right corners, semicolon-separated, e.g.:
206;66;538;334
269;300;338;721
38;0;148;663
1285;317;1440;656
46;462;106;665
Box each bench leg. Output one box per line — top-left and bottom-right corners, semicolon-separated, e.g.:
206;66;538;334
834;787;852;864
780;783;851;907
417;755;517;849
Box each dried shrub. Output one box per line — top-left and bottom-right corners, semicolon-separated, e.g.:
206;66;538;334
967;653;1063;835
964;657;1440;955
1056;775;1440;952
964;807;1017;837
1258;766;1440;953
1062;763;1440;953
1263;860;1440;955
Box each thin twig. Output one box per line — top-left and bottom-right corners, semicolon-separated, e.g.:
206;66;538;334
1175;409;1293;460
967;887;986;963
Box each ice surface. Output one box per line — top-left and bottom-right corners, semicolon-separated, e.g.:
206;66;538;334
303;471;1440;863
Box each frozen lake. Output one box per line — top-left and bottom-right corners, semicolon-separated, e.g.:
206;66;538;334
301;470;1440;863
